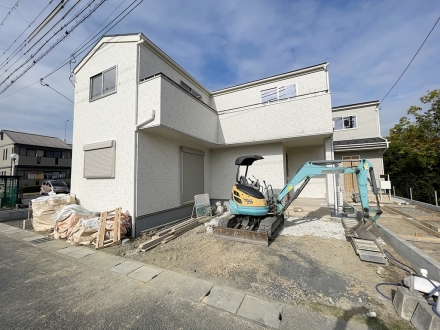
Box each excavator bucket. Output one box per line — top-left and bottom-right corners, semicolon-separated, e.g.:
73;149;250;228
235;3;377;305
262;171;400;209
346;220;380;241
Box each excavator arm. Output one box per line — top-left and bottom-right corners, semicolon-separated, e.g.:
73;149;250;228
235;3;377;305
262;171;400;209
276;159;382;226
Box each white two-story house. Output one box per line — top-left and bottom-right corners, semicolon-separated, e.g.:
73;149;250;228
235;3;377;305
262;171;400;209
71;33;386;236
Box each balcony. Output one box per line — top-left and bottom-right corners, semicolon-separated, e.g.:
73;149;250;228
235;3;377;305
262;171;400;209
17;155;72;167
138;73;218;145
137;73;333;147
217;91;333;145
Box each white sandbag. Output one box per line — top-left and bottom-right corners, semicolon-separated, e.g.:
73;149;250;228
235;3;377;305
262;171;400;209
31;194;77;232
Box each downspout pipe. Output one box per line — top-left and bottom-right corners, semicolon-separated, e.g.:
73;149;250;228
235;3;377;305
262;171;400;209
133;38;144;238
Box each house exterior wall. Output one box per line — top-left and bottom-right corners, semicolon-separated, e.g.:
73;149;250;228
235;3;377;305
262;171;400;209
218;93;332;145
334;149;384;192
332;103;380;141
287;145;327;199
0;134;14;174
139;44;210;103
211;69;328;111
136;130;211;216
210;143;285;200
72;41;138;213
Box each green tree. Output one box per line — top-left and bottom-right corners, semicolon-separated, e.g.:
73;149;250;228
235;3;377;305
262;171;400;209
384;89;440;204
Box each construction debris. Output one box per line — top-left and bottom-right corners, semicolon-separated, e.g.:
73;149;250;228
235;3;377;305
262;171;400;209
138;218;200;252
31;194;77;232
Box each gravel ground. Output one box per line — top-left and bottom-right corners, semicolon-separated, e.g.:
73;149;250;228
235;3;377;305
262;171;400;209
389;206;436;217
281;217;346;240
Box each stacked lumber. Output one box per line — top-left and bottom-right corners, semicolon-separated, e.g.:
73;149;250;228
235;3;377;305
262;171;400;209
138;218;199;252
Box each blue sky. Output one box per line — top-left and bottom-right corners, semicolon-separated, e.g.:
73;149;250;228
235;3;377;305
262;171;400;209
0;0;439;143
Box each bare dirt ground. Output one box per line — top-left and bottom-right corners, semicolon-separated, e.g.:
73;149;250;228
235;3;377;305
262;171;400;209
103;215;412;329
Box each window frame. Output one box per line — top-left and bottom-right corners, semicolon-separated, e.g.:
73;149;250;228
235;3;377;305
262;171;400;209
89;66;117;102
333;115;358;131
83;140;116;179
260;83;297;104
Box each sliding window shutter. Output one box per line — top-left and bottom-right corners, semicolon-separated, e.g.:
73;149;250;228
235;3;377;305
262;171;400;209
83;140;116;178
181;147;204;203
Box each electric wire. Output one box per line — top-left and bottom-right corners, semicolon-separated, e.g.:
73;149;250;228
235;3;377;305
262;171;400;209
15;7;29;23
380;16;440;103
40;78;73;102
42;0;143;81
0;0;107;95
0;0;20;28
0;1;54;60
42;0;131;79
1;0;143;99
0;0;93;80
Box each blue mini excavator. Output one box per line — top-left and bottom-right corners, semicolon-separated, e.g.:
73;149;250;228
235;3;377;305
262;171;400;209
213;155;383;246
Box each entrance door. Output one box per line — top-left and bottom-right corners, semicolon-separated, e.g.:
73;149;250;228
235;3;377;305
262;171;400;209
342;156;360;195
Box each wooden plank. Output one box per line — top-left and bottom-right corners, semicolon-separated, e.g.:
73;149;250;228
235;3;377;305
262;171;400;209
113;208;121;242
400;217;440;238
399;234;440;244
152;218;197;238
417;216;440;221
421;221;440;232
95;211;107;249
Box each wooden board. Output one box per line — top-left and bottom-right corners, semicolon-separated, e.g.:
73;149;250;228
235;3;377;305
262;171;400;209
421;221;440;232
399;235;440;244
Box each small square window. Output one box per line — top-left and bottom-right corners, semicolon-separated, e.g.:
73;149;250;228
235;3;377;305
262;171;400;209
90;66;117;101
333;115;357;130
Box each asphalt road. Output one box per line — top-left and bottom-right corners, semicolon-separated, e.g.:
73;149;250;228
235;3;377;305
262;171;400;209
0;234;264;330
0;227;373;330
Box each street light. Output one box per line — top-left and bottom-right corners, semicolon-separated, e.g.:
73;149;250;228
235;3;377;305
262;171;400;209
10;153;19;176
64;119;69;143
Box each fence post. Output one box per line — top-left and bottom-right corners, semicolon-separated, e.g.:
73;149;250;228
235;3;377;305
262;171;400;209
436;191;438;207
410;188;413;200
393;186;395;197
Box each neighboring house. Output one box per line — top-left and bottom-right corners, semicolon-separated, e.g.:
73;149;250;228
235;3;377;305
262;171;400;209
331;101;389;199
0;130;72;187
71;33;386;236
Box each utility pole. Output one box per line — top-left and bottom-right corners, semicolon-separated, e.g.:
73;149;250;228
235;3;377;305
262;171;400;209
64;120;69;143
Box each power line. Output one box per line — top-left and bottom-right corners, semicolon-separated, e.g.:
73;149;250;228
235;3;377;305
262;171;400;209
0;1;54;60
381;16;440;104
0;0;108;95
40;78;73;103
15;7;29;23
0;0;92;79
0;80;38;100
0;0;20;28
43;0;143;80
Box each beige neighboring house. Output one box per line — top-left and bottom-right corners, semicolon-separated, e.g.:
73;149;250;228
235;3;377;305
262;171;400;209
71;32;387;236
0;130;72;188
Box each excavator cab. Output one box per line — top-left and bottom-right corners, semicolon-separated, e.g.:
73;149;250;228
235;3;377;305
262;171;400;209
230;155;270;216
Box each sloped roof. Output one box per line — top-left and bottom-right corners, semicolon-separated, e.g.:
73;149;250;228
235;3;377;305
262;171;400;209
2;130;72;149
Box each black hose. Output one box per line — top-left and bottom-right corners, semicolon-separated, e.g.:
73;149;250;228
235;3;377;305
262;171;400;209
375;282;402;300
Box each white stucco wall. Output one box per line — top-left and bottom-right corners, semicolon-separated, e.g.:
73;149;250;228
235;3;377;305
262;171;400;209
211;69;328;111
332;103;381;141
72;42;137;213
287;145;327;199
136;131;211;216
210;143;285;200
218;93;332;145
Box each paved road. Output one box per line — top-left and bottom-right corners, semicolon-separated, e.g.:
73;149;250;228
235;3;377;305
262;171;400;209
0;224;370;330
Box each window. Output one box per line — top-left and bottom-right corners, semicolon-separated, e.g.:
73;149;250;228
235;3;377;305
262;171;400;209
181;147;204;204
90;66;117;101
54;151;61;158
180;81;201;100
261;84;297;103
45;151;53;158
2;148;7;160
19;148;26;156
333;115;357;130
83;140;116;179
27;149;36;157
